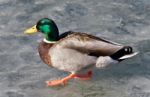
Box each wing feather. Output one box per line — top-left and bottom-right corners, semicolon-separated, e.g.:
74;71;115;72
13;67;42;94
56;32;124;56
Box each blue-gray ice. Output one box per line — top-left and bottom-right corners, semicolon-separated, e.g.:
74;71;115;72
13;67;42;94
0;0;150;97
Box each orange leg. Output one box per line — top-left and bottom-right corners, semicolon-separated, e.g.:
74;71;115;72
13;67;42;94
74;71;93;80
46;73;76;87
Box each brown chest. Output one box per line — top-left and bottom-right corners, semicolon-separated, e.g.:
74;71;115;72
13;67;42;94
38;41;54;67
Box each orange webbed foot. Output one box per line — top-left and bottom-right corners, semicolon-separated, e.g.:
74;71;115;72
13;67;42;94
46;79;66;87
74;71;93;80
46;73;76;87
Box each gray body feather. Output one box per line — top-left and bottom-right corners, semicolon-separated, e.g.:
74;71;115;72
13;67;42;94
49;32;124;73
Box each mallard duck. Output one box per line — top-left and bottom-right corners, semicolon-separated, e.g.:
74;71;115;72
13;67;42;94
24;18;138;86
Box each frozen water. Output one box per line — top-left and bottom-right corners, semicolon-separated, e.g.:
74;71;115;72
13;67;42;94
0;0;150;97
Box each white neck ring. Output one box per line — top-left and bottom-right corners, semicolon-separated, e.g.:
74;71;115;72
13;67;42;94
43;38;56;43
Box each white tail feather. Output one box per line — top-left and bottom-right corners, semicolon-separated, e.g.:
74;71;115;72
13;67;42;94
119;52;139;60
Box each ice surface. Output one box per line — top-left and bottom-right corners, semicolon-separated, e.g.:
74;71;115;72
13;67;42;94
0;0;150;97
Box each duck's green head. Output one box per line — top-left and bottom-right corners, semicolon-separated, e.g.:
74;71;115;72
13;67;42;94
24;18;59;41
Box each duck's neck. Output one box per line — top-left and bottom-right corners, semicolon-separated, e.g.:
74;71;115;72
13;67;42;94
44;24;59;42
44;34;56;42
44;31;59;42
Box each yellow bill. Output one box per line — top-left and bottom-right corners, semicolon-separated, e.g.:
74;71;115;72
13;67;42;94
24;25;38;34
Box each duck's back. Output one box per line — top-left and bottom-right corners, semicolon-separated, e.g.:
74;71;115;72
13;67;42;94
56;31;123;56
